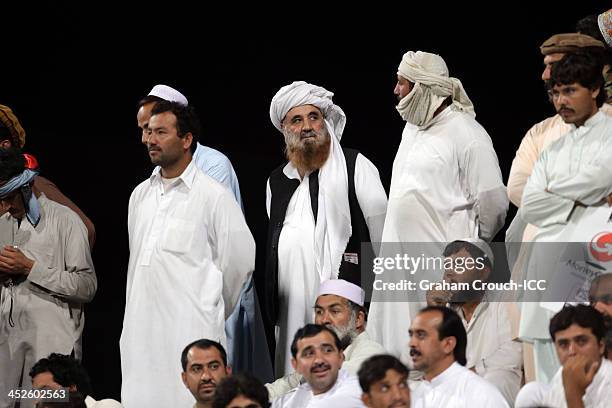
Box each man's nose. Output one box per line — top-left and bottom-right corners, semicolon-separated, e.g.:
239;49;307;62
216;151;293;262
542;66;551;82
394;83;400;95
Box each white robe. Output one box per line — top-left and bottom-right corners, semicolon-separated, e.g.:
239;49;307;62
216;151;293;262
518;111;612;382
271;369;365;408
367;106;508;357
120;160;254;408
411;362;509;408
452;301;523;405
266;154;387;376
515;359;612;408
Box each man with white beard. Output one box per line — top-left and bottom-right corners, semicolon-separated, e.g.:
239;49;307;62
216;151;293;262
266;280;385;399
265;81;388;376
367;51;508;358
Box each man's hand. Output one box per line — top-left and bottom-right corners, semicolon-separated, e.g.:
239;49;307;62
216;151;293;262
426;288;453;306
0;246;34;276
607;193;612;206
562;355;599;408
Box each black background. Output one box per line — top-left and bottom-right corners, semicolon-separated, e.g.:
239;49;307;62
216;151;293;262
1;2;608;400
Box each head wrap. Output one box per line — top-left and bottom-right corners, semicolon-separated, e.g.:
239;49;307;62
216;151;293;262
270;81;346;140
540;33;604;55
450;238;495;267
147;84;189;106
598;10;612;47
0;104;26;148
396;51;475;127
318;279;365;306
0;162;40;226
269;81;351;279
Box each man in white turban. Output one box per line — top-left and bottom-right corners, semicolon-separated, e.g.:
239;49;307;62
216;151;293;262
265;81;388;377
367;51;508;359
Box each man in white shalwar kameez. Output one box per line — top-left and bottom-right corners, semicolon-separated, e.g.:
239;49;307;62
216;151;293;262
265;82;387;376
515;305;612;408
519;52;612;383
409;306;509;408
367;51;508;358
120;101;255;408
0;148;96;408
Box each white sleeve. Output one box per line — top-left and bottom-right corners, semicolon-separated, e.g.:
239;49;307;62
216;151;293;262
353;153;387;244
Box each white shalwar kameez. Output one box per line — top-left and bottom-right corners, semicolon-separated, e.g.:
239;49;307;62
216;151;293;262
368;106;508;357
120;160;255;408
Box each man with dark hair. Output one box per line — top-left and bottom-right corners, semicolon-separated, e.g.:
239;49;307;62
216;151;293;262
516;305;612;408
0;147;96;408
357;355;410;408
212;373;269;408
409;306;508;407
266;280;384;399
0;104;95;248
120;100;255;407
272;324;365;407
425;239;522;404
181;340;232;408
589;274;612;360
519;52;612;383
29;353;121;408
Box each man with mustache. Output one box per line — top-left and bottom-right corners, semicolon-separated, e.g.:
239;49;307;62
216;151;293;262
409;306;508;407
515;305;612;408
121;101;255;408
271;324;365;407
367;50;508;360
358;354;411;408
426;240;522;405
181;340;232;408
266;280;385;399
519;52;612;383
265;81;387;376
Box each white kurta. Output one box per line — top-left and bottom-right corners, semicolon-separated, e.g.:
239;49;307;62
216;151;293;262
368;106;508;357
271;369;365;408
452;301;522;405
266;331;386;399
0;195;96;408
411;362;509;408
120;160;254;408
266;154;387;376
515;359;612;408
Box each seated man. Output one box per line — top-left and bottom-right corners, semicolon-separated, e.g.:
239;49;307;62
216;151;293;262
212;373;269;408
516;305;612;408
426;239;522;404
30;353;122;407
357;355;410;408
409;306;509;407
181;339;232;408
589;274;612;359
266;280;384;399
271;324;365;407
0;147;97;407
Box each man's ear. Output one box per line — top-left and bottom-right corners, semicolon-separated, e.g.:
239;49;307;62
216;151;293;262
591;86;601;100
442;336;457;356
181;372;188;387
68;384;78;392
361;393;372;408
226;365;232;376
183;132;193;151
0;140;11;149
291;357;298;371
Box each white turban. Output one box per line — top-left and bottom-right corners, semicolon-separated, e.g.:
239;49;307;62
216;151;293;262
269;81;351;279
270;81;346;140
396;51;475;127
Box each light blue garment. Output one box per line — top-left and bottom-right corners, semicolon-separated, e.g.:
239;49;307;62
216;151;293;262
191;142;273;382
0;168;40;226
192;143;242;209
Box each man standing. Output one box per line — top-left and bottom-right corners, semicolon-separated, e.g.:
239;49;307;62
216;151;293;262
0;147;96;408
358;355;411;408
409;306;509;407
519;52;612;382
0;104;96;248
120;101;255;408
368;50;508;357
181;339;232;408
266;280;385;399
271;324;365;408
266;81;387;375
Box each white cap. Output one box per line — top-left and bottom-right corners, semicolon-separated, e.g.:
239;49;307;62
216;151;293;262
317;279;365;306
451;238;494;267
148;84;188;106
